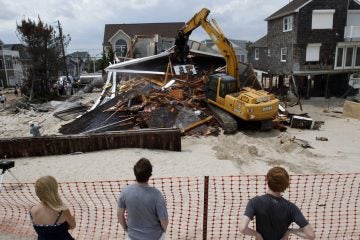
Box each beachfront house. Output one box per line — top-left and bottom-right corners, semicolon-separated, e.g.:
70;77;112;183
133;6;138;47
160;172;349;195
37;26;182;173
0;40;26;87
103;22;184;60
249;0;360;98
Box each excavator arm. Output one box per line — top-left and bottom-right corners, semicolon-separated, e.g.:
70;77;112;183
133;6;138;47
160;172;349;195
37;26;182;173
174;8;239;79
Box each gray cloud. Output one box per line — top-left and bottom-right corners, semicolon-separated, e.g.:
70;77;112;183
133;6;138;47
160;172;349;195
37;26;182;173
1;0;287;55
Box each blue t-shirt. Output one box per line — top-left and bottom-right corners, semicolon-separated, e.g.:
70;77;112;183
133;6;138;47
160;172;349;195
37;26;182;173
245;194;309;240
118;184;168;240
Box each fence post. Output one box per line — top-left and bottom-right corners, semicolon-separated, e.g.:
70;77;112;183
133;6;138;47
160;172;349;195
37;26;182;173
203;176;209;240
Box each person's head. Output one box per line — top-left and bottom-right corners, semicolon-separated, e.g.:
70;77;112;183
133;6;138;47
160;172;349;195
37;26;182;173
133;158;152;183
35;176;66;211
266;167;289;193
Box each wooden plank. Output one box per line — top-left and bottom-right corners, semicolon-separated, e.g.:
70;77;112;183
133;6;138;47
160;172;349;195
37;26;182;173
182;116;213;133
0;128;181;158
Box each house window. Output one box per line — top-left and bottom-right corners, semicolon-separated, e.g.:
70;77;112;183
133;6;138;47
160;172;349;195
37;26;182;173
335;47;344;68
355;47;360;67
6;60;12;68
268;49;271;57
306;43;321;62
283;16;293;32
312;9;335;30
345;47;354;67
347;10;360;26
255;48;259;60
281;48;287;62
238;54;245;62
115;39;128;57
335;45;360;69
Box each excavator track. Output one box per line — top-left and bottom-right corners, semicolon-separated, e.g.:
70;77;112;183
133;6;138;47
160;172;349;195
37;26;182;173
207;103;238;134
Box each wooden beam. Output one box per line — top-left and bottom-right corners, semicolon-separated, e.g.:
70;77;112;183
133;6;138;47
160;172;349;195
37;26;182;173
182;116;213;133
0;128;181;158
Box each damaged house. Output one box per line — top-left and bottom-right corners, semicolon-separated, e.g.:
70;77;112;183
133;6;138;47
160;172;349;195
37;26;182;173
103;22;185;59
59;8;278;136
59;49;229;136
249;0;360;98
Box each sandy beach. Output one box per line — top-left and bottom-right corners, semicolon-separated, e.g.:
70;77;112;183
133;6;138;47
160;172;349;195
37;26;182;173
1;89;359;240
0;89;359;183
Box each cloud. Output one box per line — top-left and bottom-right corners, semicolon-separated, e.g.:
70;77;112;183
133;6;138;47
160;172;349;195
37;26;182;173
0;1;16;20
1;0;287;55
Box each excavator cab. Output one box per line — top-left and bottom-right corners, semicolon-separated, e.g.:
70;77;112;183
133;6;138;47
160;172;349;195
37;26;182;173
206;73;238;101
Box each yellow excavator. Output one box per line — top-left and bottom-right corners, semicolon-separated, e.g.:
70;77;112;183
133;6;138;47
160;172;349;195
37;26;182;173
174;8;279;133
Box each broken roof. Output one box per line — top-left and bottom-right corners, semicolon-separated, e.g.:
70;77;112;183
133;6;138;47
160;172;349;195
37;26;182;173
103;22;185;45
105;48;225;75
265;0;311;21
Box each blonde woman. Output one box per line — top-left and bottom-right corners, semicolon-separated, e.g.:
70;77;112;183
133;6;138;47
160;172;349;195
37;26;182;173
30;176;76;240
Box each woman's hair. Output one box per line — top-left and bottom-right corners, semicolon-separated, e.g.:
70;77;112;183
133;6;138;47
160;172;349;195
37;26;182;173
35;176;67;211
133;158;152;183
266;167;290;193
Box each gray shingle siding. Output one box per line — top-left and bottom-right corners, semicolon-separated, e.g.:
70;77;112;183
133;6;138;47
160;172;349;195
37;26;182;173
250;47;269;71
266;15;298;74
297;0;346;44
250;0;351;75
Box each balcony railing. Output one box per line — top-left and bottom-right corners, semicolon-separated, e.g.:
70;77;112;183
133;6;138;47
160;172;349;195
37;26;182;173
344;25;360;41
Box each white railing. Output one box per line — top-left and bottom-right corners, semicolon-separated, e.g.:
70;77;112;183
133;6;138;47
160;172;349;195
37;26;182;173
344;25;360;40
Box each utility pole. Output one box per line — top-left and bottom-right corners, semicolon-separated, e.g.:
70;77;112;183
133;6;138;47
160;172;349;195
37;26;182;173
57;20;69;82
0;41;8;87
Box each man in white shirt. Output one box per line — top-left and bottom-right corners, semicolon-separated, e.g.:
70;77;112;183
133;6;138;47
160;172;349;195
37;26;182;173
0;93;6;109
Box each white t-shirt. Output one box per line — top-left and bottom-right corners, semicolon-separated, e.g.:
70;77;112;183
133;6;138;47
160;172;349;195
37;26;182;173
0;95;6;102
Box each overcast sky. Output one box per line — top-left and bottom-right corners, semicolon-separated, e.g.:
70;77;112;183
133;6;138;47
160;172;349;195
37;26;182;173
0;0;290;56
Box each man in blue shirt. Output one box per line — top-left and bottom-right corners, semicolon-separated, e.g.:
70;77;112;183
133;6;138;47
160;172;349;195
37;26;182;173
117;158;168;240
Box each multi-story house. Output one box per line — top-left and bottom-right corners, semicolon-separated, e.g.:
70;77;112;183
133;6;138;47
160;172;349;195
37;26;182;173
249;0;360;98
103;22;184;59
66;51;91;78
0;40;26;87
202;39;249;62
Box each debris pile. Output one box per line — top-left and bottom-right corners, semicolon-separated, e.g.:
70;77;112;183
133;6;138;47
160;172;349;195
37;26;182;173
275;103;324;131
59;75;221;136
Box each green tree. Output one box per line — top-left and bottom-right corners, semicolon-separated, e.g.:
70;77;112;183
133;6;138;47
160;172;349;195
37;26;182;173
100;45;115;74
246;41;253;62
17;17;70;100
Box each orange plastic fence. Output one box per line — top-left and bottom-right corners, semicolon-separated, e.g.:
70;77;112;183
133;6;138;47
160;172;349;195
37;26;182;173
0;174;359;239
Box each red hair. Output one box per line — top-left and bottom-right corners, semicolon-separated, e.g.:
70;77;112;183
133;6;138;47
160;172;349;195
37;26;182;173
266;167;289;192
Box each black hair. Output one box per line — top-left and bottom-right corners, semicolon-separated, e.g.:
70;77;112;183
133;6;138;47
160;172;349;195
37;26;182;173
133;158;152;183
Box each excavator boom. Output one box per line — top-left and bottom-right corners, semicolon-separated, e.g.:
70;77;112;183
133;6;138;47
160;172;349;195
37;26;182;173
175;8;238;80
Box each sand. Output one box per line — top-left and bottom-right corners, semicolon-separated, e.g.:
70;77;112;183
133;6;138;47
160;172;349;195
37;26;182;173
0;89;359;183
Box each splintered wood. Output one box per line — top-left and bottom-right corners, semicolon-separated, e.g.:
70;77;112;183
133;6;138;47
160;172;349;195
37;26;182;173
87;75;220;136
